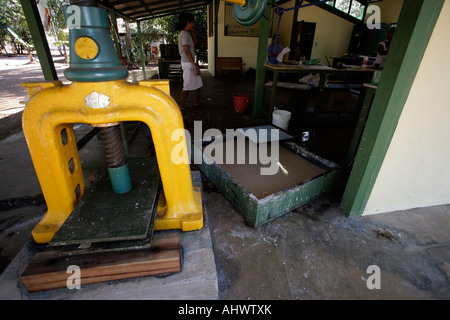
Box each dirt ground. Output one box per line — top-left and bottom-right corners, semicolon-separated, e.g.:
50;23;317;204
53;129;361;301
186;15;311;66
0;52;164;139
0;53;69;139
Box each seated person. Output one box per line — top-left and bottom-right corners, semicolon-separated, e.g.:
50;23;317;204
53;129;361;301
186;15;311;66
267;34;284;64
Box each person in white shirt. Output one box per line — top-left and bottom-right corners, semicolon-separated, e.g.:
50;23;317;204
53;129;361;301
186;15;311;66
374;27;396;69
177;12;203;110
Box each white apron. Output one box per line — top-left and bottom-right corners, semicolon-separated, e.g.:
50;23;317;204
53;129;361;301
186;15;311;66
181;61;203;91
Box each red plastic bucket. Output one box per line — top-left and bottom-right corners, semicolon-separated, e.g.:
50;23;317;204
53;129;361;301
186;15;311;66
233;94;250;114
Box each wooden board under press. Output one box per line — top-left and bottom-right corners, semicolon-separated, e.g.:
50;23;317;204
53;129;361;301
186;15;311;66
21;237;180;292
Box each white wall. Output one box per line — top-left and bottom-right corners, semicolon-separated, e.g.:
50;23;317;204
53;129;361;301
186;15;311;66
207;1;295;75
363;0;450;215
377;0;404;24
297;4;354;63
207;0;405;75
295;0;405;63
208;1;261;75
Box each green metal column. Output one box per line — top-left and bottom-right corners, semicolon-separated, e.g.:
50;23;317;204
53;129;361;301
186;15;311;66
289;0;301;60
109;9;122;58
137;20;146;73
20;0;58;81
253;2;271;118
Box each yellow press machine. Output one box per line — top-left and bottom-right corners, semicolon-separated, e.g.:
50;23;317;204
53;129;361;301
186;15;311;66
21;0;320;246
21;2;203;247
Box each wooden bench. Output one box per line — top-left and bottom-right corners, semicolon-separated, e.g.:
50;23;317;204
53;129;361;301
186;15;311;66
216;57;243;78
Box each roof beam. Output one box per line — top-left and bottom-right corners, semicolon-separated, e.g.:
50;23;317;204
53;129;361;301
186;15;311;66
120;0;178;14
108;0;139;6
101;0;211;21
136;4;208;21
97;0;134;20
128;0;209;19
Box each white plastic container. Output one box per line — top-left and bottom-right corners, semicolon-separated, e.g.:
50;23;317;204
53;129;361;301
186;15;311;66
272;107;291;130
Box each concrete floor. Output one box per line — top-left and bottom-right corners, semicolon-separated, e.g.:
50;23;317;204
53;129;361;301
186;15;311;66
0;68;449;299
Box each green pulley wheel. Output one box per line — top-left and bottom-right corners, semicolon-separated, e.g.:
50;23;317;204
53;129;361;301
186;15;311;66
232;0;267;26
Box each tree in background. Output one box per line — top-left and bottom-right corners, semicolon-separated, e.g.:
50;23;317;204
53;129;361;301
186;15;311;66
46;0;69;63
154;10;208;63
0;0;33;55
1;0;208;66
120;9;208;65
0;0;69;63
328;0;366;20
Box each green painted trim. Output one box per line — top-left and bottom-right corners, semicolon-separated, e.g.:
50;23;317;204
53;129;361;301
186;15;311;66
253;3;272;118
20;0;58;81
341;0;445;216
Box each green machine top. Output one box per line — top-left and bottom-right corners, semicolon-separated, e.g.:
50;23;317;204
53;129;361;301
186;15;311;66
64;4;128;82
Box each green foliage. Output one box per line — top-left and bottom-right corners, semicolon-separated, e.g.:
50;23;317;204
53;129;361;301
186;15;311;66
46;0;69;59
46;0;69;33
154;10;208;63
192;10;208;63
327;0;365;20
0;0;33;53
153;14;178;44
123;9;208;63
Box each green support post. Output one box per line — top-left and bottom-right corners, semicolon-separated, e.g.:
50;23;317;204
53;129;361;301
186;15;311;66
253;2;271;118
341;0;445;216
289;0;301;61
214;0;220;76
20;0;58;81
109;9;122;58
137;20;146;73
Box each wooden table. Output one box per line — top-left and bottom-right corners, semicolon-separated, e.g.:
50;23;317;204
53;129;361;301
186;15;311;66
264;63;375;116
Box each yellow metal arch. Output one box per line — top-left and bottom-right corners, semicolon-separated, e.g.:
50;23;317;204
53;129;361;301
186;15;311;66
22;79;202;243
